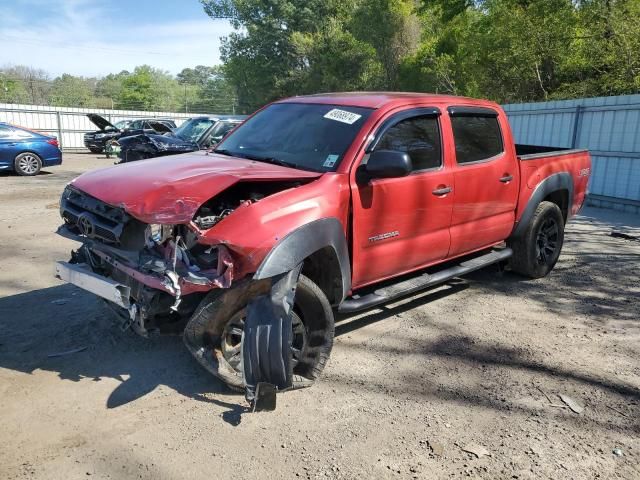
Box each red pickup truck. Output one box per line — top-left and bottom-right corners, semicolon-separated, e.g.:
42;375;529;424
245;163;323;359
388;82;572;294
56;93;590;407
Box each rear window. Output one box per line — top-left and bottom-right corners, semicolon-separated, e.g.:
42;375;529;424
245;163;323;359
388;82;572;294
451;115;503;164
0;126;13;138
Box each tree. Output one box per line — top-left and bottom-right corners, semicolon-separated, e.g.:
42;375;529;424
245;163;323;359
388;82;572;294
570;0;640;97
177;65;217;87
49;74;95;107
351;0;422;89
0;65;50;104
117;65;181;111
201;0;362;111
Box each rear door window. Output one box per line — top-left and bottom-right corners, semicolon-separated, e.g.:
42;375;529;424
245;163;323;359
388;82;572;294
450;110;503;164
0;126;13;138
376;115;442;171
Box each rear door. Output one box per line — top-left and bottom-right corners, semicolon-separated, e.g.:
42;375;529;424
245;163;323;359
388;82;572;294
447;106;519;257
351;108;454;288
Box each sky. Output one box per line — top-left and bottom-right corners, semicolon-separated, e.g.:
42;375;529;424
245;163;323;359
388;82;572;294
0;0;235;78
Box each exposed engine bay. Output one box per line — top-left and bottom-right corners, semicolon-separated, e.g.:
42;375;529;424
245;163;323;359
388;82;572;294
193;181;301;229
57;180;303;336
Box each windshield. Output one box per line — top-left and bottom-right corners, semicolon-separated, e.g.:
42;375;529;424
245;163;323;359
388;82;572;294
113;120;130;130
174;118;215;142
215;103;372;172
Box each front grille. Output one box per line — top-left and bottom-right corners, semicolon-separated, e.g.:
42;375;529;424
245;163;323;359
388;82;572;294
60;186;143;247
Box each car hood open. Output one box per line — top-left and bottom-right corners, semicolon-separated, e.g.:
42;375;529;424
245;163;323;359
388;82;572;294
70;151;322;224
87;113;118;131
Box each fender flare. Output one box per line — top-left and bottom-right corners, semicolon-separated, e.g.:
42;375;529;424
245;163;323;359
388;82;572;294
253;217;351;302
511;172;573;238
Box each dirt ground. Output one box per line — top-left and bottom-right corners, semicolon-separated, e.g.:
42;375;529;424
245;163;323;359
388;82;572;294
0;153;638;480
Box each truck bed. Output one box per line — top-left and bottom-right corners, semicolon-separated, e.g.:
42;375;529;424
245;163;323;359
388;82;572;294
514;145;591;224
515;144;587;160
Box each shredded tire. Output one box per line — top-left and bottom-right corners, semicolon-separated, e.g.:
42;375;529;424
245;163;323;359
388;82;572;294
183;275;335;391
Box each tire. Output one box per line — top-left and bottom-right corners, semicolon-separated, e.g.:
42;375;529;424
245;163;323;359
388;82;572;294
183;275;335;391
508;201;565;278
14;152;42;176
89;147;103;154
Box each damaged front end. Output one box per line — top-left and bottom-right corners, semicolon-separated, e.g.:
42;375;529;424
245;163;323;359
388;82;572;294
56;185;233;336
117;134;198;163
55;159;327;412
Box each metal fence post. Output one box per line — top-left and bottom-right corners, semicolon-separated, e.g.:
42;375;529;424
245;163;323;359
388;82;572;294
570;105;583;148
56;111;63;150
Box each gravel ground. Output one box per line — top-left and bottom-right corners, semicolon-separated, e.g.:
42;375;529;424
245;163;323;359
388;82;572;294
0;153;638;479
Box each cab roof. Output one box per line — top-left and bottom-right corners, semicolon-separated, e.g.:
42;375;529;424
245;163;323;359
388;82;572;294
276;92;500;110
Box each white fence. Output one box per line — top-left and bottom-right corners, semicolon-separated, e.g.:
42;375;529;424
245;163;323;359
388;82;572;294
0;103;200;150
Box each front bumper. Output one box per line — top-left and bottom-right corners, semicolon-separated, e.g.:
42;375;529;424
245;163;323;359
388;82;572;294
84;139;107;149
55;261;131;308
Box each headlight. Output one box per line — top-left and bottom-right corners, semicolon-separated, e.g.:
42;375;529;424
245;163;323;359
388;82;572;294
95;133;106;139
149;224;162;242
146;224;172;244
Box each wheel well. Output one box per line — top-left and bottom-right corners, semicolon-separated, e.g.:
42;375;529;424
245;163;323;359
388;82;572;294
302;247;343;306
15;150;42;159
543;190;569;222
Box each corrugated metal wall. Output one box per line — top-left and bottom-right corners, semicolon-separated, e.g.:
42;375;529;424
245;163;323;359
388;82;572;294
503;94;640;214
0;103;197;150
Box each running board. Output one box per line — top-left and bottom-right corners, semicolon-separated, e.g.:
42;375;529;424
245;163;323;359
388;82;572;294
338;248;512;314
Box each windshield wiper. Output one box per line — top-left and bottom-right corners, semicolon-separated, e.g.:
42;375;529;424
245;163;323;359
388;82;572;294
236;153;300;169
212;150;311;171
212;148;236;157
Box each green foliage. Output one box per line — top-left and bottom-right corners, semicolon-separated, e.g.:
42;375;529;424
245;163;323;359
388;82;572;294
0;66;50;104
202;0;640;107
0;63;237;113
49;74;95;107
4;1;639;111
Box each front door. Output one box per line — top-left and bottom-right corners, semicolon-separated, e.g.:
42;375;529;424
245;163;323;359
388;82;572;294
0;125;24;169
351;109;454;288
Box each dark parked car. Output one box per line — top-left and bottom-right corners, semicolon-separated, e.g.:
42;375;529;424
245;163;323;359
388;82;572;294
0;122;62;176
83;114;176;153
116;115;245;163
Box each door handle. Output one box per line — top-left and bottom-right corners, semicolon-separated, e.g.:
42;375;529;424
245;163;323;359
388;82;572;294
432;186;452;196
499;174;513;183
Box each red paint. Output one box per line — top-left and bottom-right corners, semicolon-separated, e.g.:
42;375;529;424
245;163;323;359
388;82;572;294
71;151;321;224
69;93;591;293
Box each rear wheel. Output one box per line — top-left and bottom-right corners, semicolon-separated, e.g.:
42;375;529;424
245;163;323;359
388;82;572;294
14;152;42;176
509;201;565;278
184;275;335;390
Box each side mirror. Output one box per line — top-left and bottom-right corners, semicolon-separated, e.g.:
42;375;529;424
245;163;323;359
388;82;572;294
357;150;412;185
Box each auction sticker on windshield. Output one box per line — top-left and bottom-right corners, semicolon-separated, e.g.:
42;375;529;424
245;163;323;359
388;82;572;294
323;109;362;125
323;154;339;168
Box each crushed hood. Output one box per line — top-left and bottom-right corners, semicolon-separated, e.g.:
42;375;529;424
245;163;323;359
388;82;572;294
119;132;197;150
87;114;118;131
70;151;322;224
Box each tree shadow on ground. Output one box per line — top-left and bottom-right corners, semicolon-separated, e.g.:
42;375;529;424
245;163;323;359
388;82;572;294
463;217;639;326
0;284;246;424
327;327;640;434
